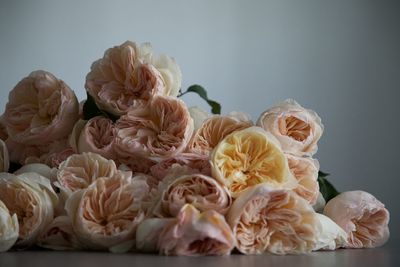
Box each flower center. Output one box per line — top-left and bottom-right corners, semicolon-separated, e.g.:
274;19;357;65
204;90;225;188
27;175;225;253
280;116;311;142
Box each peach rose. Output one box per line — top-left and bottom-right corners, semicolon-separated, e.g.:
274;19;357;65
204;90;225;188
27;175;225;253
0;139;9;172
0;200;19;252
55;152;120;195
323;191;390;248
210;127;297;198
158;204;235;256
314;213;347;251
286;154;320;205
188;115;252;155
37;216;82;250
227;184;318;255
70;116;116;159
257;99;323;156
65;172;149;252
0;172;58;248
114;96;193;160
3;70;79;145
153;174;232;217
85;41;182;116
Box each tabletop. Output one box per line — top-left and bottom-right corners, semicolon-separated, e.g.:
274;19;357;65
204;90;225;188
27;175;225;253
1;238;399;267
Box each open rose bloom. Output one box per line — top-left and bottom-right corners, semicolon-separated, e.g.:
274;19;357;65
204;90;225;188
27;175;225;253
0;40;390;255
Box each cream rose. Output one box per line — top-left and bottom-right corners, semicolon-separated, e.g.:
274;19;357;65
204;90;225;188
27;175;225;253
157;204;235;256
314;213;347;251
70;116;116;159
188;106;210;130
37;216;82;251
114;96;193;160
0;172;58;248
0;200;19;252
136;218;175;253
257;99;323;156
152;174;232;218
286;154;320;205
65;172;149;252
210;127;297;198
0;139;9;172
188;115;252;155
323;191;390;248
4;70;79;146
55;152;120;195
227;184;318;255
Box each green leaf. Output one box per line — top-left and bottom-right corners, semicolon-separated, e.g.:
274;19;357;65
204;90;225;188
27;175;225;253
181;85;221;114
318;171;340;202
82;92;119;122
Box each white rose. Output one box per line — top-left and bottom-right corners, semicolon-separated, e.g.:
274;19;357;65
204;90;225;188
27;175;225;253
0;200;19;252
314;213;347;251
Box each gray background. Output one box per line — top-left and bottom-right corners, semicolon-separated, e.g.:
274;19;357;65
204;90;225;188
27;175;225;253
0;0;399;238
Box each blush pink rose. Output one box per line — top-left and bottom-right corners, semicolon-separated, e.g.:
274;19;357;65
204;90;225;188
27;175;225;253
157;204;235;256
257;99;323;156
65;172;149;252
153;174;232;218
286;154;320;205
70;116;116;160
323;191;390;248
85;41;167;116
3;70;79;146
227;184;318;255
114;96;193;160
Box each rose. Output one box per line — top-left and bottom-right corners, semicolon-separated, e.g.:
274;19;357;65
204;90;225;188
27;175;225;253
85;41;181;116
114;95;193;160
157;204;235;256
226;184;318;255
210;126;297;198
136;218;175;252
323;191;390;248
188;114;252;155
256;99;323;156
313;213;347;251
152;174;232;217
0;139;9;172
3;70;79;146
70;116;116;159
0;172;58;247
55;152;120;195
37;216;82;251
286;154;320;205
0;200;19;252
65;172;149;252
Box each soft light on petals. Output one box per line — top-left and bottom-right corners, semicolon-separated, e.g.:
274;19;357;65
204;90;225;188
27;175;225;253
189;106;210;130
227;184;318;255
0;200;19;252
136;218;175;253
158;204;235;256
313;193;326;213
257;99;323;156
314;213;347;251
210;127;297;198
324;191;390;248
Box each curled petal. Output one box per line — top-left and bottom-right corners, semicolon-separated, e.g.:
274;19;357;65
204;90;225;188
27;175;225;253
314;213;348;251
0;200;19;252
323;191;390;248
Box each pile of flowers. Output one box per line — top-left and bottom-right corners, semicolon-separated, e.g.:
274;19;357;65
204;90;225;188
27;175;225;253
0;41;390;255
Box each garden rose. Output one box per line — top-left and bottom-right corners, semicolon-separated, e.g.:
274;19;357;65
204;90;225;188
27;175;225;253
0;172;58;247
65;172;149;252
286;154;319;205
114;96;193;160
70;116;116;159
3;70;79;145
153;174;232;217
136;218;175;252
188;115;252;155
158;204;235;256
188;106;210;130
227;184;318;255
55;152;120;195
257;99;323;156
37;216;82;250
314;213;347;251
323;191;390;248
0;139;9;172
0;200;19;252
210;127;297;198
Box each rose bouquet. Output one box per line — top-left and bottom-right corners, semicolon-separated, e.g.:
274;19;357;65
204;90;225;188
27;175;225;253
0;41;390;255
